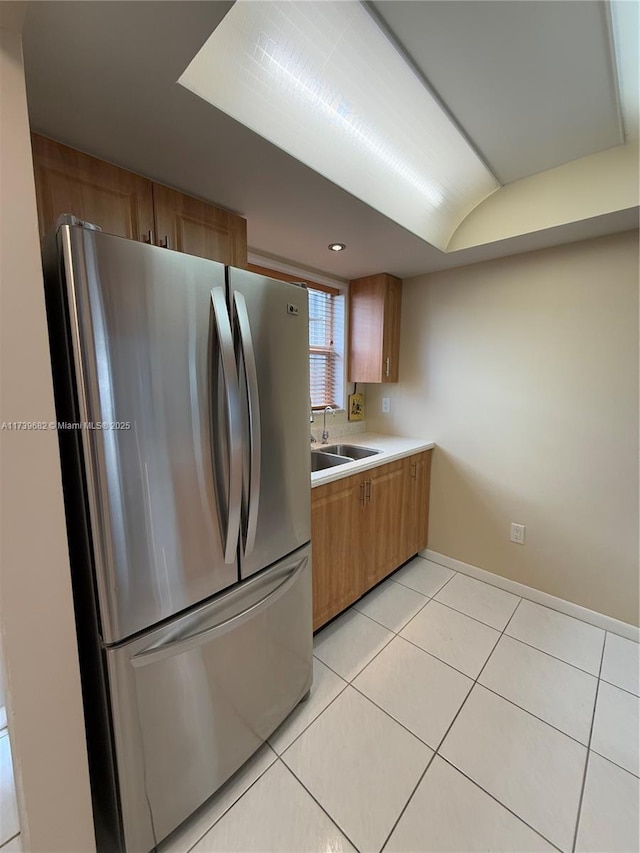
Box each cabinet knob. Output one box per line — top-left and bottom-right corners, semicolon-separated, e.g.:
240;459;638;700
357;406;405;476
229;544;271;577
411;462;417;479
142;230;155;244
365;480;372;503
159;236;170;249
385;356;391;377
360;482;366;505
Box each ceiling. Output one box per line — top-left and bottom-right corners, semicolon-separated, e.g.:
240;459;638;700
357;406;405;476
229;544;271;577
371;1;623;184
22;1;637;280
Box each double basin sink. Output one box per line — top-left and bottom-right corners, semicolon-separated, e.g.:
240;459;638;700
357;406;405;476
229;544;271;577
311;443;381;472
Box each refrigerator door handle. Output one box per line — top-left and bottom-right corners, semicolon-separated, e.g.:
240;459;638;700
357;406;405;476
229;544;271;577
233;291;261;560
210;287;242;564
130;559;302;667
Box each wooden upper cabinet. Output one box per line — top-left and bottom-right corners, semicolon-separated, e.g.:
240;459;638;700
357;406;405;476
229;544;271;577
152;184;248;268
348;273;402;383
31;134;155;242
31;135;248;267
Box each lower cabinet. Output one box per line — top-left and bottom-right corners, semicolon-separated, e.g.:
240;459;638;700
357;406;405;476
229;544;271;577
311;450;432;631
400;450;432;563
362;459;406;590
311;473;364;631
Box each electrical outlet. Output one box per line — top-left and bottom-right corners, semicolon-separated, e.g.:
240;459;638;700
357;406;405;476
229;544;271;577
510;523;526;544
382;397;391;414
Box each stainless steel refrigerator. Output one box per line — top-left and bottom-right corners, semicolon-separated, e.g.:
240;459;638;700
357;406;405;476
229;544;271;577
42;217;313;851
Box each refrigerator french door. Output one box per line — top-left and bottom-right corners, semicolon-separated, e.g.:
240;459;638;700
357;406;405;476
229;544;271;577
43;218;312;851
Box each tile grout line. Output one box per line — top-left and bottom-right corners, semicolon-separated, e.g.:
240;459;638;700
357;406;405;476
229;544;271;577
395;575;527;634
354;565;545;645
378;597;525;852
194;564;626;853
278;757;363;852
378;751;439;853
316;565;637;852
319;570;597;837
500;632;603;679
170;561;630;853
405;558;617;673
396;631;482;681
347;680;443;754
475;682;594;750
318;608;586;768
185;752;362;853
587;746;640;781
342;565;476;684
288;571;462;852
432;596;514;632
354;588;432;636
399;568;610;678
277;678;350;758
196;621;628;853
571;635;607;853
315;569;459;685
178;752;278;853
435;754;564;853
585;748;640;780
389;566;458;604
436;596;525;750
420;553;637;639
597;675;640;699
309;567;621;851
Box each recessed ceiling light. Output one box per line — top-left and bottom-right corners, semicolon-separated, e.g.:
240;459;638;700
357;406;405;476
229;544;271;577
328;243;346;252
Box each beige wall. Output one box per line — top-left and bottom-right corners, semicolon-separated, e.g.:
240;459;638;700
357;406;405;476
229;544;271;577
448;142;639;250
367;231;639;626
0;18;95;851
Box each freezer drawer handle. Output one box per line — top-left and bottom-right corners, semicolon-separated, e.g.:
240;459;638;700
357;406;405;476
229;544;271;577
233;291;261;560
211;287;243;564
130;559;304;667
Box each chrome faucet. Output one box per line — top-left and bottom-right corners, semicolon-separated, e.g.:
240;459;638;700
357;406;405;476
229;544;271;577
321;406;335;444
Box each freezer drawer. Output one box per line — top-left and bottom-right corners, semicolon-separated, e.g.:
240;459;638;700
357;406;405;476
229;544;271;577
106;545;312;852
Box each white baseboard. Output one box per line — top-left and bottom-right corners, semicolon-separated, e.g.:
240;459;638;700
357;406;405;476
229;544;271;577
421;549;640;643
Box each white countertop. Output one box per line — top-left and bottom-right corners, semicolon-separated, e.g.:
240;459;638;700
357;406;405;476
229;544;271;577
311;433;435;488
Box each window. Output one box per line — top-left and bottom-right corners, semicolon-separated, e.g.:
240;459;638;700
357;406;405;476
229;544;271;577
309;286;340;409
247;262;345;410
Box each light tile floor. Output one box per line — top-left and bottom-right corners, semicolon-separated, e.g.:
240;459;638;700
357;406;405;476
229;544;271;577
1;558;636;852
162;555;640;853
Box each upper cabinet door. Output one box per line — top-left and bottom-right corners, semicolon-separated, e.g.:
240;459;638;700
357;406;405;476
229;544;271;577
348;273;402;383
31;134;155;242
152;183;248;268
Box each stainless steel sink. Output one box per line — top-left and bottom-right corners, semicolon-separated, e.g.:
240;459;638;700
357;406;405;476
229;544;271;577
321;444;382;460
311;451;353;472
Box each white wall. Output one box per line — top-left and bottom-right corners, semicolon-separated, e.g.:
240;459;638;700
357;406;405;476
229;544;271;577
0;15;95;851
367;231;639;626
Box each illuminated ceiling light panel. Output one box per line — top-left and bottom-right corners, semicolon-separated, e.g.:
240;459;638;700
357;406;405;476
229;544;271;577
610;0;639;139
179;0;500;250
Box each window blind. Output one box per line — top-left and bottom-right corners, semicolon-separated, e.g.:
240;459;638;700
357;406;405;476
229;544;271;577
309;287;338;409
245;263;341;409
